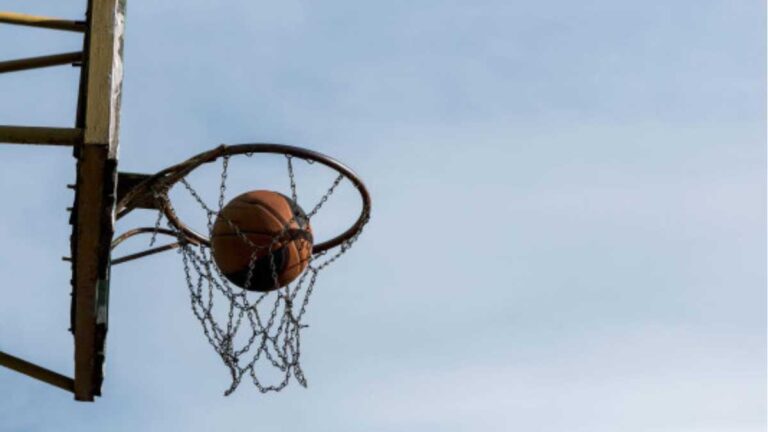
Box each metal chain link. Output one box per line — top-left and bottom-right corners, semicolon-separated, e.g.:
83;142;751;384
149;203;164;247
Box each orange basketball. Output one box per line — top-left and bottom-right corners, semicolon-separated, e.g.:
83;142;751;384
211;190;313;292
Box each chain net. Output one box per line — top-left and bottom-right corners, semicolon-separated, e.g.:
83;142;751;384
153;154;368;395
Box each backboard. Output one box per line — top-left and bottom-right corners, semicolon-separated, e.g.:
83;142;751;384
69;0;125;401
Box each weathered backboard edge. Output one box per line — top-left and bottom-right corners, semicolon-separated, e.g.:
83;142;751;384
70;0;125;401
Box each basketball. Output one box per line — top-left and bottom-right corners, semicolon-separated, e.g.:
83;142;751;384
211;190;313;292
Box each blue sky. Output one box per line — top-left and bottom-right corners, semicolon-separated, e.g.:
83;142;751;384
0;1;765;431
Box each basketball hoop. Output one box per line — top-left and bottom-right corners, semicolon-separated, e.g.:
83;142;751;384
0;4;375;402
111;143;371;395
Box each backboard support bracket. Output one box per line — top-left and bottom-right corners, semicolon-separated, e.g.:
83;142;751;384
0;351;74;394
0;125;82;146
0;51;83;74
116;172;156;210
0;11;85;32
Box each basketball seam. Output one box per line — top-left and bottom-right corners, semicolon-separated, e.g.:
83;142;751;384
213;201;286;235
233;193;294;228
278;239;311;284
212;229;312;241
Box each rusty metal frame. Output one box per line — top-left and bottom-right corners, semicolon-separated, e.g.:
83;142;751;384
0;352;74;393
0;9;86;396
0;51;83;74
0;126;82;146
0;11;85;32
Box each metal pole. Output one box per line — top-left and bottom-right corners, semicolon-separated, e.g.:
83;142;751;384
0;11;85;32
0;351;75;393
0;125;82;146
0;51;82;74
